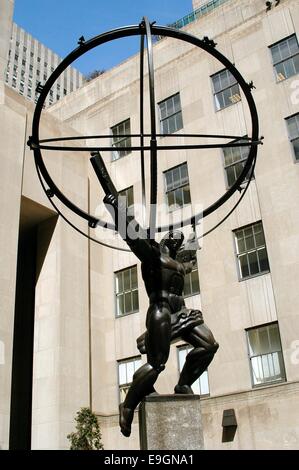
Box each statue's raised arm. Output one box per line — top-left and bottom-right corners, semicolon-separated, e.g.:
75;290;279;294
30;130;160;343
90;152;155;263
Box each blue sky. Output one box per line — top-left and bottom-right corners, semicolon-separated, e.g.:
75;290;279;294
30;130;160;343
13;0;193;76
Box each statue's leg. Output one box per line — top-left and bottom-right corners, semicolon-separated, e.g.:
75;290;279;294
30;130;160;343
119;302;171;437
174;323;219;395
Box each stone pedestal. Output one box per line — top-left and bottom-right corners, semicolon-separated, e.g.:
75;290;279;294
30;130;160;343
138;395;204;450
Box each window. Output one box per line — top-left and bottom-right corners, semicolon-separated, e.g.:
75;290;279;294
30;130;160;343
212;69;241;110
158;93;183;134
36;69;40;76
223;139;253;188
183;262;200;297
286;114;299;161
270;35;299;82
178;345;209;396
246;323;286;387
119;186;134;216
234;222;270;280
115;266;139;316
118;356;142;402
111;118;131;160
14;54;18;61
164;162;191;210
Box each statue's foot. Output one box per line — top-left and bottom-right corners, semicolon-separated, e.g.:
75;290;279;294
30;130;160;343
174;384;194;395
119;403;134;437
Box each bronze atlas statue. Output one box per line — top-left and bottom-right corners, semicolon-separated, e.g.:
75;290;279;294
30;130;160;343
28;17;261;437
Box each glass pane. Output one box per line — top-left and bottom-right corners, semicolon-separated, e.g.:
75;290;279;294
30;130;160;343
183;185;191;205
293;53;299;74
125;119;130;134
275;62;286;81
132;289;139;311
258;248;269;272
247;329;259;357
173;94;181;113
116;273;123;294
172;167;180;186
236;233;246;253
212;74;221;93
248;251;259;275
175;112;183;131
239;254;249;278
180;163;188;183
167;191;175;208
293;138;299;160
160;102;166;119
174;188;184;207
284;57;295;79
168;115;176;134
289;36;299;54
222;87;232;107
117;294;124;316
119;363;127;385
226;166;236;187
123;270;130;291
262;354;270;379
251;356;263;385
131;267;137;289
162;119;169;134
230;84;241;104
287;116;298;140
126;361;135;383
166;97;174;116
259;327;270;355
220;69;230;89
244;231;254;251
165;171;173;191
199;371;209;395
279;40;290;60
215;91;224;110
124;292;132;313
269;324;281;352
254;226;265;247
191;269;200;294
223;147;233;166
271;44;281;64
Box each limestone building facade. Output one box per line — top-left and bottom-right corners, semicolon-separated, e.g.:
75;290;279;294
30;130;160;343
1;0;299;450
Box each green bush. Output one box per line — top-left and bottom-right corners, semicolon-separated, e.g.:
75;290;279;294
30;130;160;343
67;407;104;450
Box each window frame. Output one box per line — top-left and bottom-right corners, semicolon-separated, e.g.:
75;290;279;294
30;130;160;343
118;185;134;217
158;92;183;135
211;68;241;111
177;344;210;397
285;113;299;163
245;322;286;388
164;162;191;212
233;221;270;281
114;265;139;318
269;34;299;83
111;118;132;161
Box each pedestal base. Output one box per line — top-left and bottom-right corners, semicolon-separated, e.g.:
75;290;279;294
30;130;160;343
138;394;204;450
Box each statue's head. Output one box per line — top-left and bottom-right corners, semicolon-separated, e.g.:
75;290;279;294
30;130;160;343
160;230;184;258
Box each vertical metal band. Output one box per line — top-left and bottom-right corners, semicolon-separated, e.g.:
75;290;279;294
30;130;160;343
139;29;146;227
143;17;157;240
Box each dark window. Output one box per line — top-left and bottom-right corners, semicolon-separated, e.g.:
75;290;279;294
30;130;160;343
246;323;286;387
178;345;209;395
164;162;191;210
118;356;142;402
286;114;299;161
115;266;139;316
183;262;200;297
223;139;253;187
111;118;131;160
212;69;241;110
158;93;183;134
270;35;299;82
234;222;270;280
